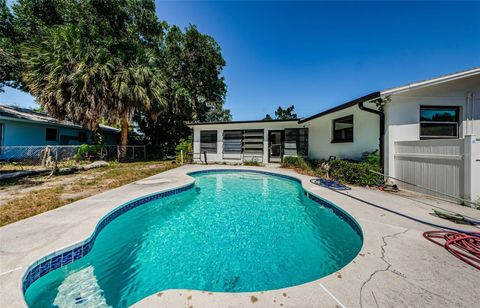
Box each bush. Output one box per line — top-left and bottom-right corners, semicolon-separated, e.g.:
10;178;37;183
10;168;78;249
74;144;105;161
175;135;193;163
328;159;382;186
280;150;382;186
314;164;328;178
243;159;261;166
281;156;312;170
363;150;380;165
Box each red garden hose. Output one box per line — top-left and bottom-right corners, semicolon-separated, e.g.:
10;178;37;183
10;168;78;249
423;231;480;270
319;182;480;270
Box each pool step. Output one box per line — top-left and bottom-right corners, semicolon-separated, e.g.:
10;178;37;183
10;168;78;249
54;266;110;308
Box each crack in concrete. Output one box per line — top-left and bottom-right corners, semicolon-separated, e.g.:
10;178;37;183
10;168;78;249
401;276;454;304
359;229;408;308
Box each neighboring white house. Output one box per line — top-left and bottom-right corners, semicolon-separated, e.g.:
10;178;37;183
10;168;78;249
189;68;480;203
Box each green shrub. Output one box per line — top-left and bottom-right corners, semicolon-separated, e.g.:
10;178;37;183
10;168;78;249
74;144;104;161
281;156;313;171
243;159;261;166
328;159;382;186
363;150;380;165
175;135;193;154
280;150;382;186
175;135;193;163
315;164;328;178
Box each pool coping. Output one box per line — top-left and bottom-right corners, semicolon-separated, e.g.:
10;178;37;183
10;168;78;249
2;164;479;307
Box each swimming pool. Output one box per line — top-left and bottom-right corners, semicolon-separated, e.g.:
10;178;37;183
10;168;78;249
24;170;362;307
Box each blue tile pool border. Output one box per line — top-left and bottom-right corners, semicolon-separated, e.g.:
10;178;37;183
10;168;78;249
22;182;195;294
22;169;363;295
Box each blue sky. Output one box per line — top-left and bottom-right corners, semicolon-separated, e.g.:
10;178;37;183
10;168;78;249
1;1;479;120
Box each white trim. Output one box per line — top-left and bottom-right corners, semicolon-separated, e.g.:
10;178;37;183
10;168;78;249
381;67;480;96
319;283;347;308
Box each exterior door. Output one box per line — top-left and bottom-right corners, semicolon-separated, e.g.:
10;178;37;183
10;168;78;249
268;130;283;163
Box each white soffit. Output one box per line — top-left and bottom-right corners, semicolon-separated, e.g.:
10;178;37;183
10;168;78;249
380;67;480;96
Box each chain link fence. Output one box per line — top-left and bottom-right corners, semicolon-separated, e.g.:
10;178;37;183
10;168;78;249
0;145;146;173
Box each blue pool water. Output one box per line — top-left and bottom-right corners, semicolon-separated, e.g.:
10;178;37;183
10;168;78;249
25;171;362;307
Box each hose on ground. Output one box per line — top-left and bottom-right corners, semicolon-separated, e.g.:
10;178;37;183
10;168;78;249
312;179;480;269
423;231;480;270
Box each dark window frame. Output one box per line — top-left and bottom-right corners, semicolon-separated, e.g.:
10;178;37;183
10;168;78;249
284;128;309;156
200;130;218;154
331;115;354;143
419;106;460;140
78;131;88;143
46;127;58;142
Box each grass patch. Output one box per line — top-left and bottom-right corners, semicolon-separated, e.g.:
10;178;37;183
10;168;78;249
0;160;177;226
0;187;67;226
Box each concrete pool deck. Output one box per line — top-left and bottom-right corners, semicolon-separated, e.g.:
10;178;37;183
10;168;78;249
1;164;479;307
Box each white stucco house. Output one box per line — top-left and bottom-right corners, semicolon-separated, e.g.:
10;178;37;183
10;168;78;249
189;68;480;203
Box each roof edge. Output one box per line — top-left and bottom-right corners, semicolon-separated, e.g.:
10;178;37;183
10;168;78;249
298;92;380;123
187;118;300;126
380;67;480;95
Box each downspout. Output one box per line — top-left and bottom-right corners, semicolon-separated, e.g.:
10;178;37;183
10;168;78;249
358;101;385;173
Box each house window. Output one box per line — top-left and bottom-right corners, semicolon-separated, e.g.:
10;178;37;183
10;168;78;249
78;131;88;143
284;128;308;156
243;130;264;155
223;130;243;154
332;115;353;143
46;128;58;141
200;130;217;153
420;106;459;139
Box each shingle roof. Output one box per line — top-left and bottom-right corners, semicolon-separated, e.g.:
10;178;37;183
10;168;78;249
0;104;120;133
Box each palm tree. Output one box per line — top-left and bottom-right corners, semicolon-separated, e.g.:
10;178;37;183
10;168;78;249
21;25;114;141
112;49;166;155
22;25;167;149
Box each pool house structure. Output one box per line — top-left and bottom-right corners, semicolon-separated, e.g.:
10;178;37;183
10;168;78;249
189;119;309;164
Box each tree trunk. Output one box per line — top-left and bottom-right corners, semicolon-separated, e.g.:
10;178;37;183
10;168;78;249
91;123;102;144
119;113;129;160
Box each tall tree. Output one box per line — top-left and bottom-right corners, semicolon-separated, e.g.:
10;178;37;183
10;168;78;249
182;25;227;122
21;25;115;137
135;24;228;154
262;114;273;121
15;0;165;146
0;0;20;92
275;105;297;120
113;49;166;150
263;105;297;120
7;0;229;152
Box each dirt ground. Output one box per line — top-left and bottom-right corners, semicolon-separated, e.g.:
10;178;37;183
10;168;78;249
0;160;177;226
